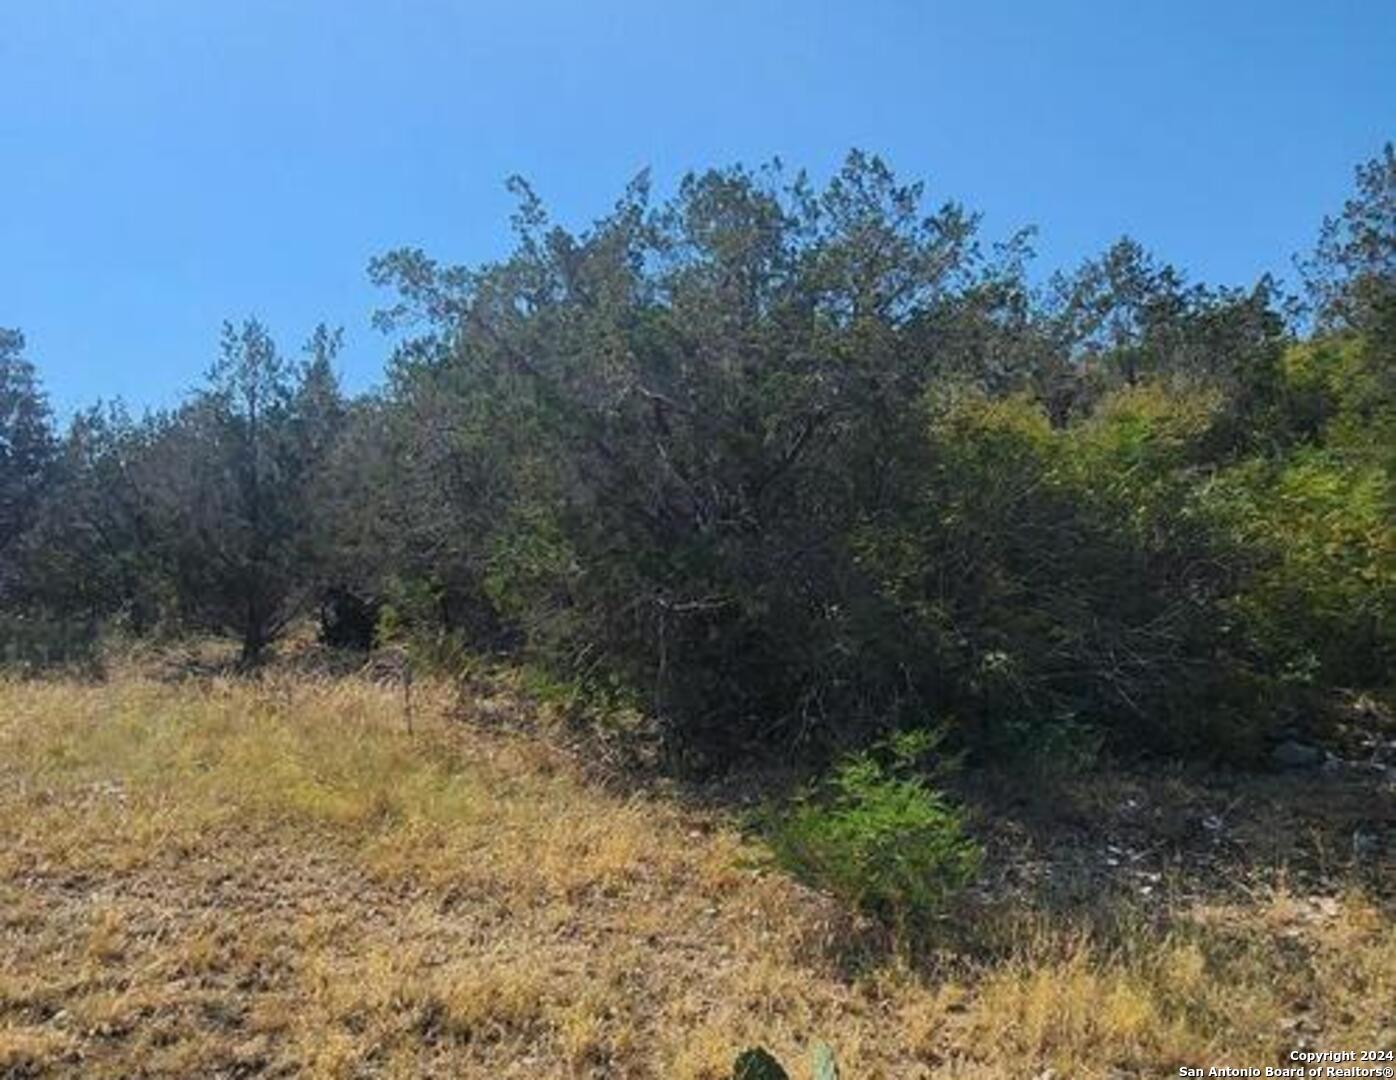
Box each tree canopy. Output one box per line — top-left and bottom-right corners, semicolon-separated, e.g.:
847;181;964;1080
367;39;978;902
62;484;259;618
4;145;1392;768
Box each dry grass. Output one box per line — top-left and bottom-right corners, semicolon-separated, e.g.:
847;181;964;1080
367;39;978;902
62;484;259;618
1;664;1393;1078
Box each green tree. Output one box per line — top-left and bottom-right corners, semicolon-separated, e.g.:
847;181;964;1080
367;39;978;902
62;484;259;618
21;403;172;630
0;329;57;585
369;152;1015;761
146;319;340;663
1299;142;1396;334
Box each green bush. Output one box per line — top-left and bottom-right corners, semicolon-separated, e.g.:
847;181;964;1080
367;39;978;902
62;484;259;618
764;731;981;932
1179;335;1395;709
855;388;1259;758
1202;447;1394;691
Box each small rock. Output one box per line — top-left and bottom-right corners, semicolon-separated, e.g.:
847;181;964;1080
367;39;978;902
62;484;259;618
1272;740;1324;769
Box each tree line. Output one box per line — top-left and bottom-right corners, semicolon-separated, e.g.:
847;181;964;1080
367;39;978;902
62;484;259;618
2;146;1391;769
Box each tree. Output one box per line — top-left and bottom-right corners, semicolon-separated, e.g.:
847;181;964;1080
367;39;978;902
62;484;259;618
1047;237;1191;388
19;403;171;629
1299;143;1396;334
0;329;56;586
146;319;339;663
296;323;347;459
369;152;1001;760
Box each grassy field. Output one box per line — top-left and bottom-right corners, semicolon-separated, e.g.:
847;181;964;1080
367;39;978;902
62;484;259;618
1;659;1393;1078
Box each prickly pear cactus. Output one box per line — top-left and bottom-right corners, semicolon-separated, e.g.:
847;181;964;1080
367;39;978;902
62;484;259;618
811;1042;840;1080
732;1047;790;1080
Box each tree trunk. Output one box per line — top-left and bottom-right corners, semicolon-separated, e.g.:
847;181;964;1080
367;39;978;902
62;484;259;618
240;594;266;667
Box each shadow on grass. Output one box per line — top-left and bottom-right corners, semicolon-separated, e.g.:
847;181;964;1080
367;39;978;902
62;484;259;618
809;756;1396;983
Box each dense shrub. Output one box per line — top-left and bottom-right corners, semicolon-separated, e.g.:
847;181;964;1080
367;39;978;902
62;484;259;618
851;386;1269;757
1199;337;1395;695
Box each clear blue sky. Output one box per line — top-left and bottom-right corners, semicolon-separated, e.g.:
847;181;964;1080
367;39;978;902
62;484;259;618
3;1;1393;416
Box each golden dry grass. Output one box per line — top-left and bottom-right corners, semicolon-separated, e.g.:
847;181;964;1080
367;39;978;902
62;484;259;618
1;667;1393;1078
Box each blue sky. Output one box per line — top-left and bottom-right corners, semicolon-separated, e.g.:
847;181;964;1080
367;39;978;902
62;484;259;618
3;2;1392;416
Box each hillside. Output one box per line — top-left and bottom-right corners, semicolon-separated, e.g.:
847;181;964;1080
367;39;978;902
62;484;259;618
2;657;1392;1078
